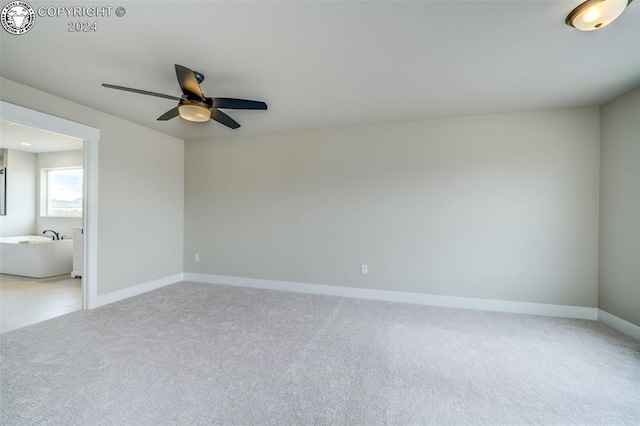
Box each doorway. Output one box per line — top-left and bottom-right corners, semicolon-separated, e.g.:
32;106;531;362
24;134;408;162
0;101;99;314
0;121;84;331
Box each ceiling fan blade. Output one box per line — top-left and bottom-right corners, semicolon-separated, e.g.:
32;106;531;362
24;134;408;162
211;109;240;129
157;107;179;121
208;97;268;110
102;84;181;101
175;64;204;99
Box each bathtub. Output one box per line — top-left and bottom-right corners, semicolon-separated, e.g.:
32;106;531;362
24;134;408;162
0;236;73;278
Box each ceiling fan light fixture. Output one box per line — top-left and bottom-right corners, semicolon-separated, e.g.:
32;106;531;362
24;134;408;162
178;101;210;122
566;0;632;31
102;64;266;129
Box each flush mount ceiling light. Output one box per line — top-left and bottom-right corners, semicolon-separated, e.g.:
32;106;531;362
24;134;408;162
177;100;211;123
566;0;633;31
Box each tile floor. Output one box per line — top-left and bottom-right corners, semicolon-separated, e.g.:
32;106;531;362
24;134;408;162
0;274;82;333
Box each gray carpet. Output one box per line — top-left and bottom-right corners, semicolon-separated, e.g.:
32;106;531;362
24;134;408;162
1;281;639;425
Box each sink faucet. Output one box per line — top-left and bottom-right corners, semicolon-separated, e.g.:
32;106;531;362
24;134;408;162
43;230;60;240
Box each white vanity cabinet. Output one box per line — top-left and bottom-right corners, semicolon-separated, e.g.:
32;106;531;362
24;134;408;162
71;227;83;278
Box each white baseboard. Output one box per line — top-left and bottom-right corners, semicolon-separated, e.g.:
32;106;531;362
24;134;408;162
184;273;597;320
91;273;184;309
597;309;640;341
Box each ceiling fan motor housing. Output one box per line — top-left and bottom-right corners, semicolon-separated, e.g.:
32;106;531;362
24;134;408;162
192;71;205;84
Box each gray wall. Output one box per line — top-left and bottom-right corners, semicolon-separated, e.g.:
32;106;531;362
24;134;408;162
599;86;640;326
36;150;83;238
185;108;600;307
1;77;185;296
0;150;37;237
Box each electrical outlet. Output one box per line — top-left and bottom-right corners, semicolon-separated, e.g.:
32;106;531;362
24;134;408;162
361;264;368;274
194;253;200;262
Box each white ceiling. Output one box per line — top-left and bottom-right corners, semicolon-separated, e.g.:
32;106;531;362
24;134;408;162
1;1;638;141
0;121;83;153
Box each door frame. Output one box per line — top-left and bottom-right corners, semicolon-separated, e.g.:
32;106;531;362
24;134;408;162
1;101;100;309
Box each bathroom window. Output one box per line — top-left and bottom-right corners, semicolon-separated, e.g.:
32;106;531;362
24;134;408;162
41;167;83;217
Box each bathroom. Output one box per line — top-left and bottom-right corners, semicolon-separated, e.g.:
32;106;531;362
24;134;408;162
0;121;85;332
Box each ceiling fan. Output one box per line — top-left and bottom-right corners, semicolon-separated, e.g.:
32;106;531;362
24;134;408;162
102;64;267;129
